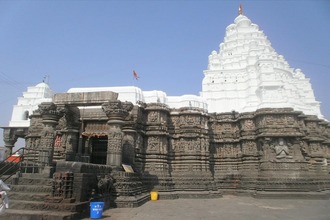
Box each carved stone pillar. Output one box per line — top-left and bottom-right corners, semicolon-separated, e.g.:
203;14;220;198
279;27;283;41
102;100;133;168
122;129;137;165
3;128;18;158
63;106;80;161
38;102;64;166
65;129;79;161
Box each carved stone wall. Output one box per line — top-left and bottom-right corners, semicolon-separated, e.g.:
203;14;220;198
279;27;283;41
23;94;330;200
142;104;174;195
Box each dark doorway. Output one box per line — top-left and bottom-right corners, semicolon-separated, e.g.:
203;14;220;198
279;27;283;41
90;136;107;165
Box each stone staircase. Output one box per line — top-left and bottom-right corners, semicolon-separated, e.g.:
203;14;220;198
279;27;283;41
0;173;88;220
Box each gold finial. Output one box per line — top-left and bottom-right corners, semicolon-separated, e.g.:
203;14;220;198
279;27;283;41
238;4;243;15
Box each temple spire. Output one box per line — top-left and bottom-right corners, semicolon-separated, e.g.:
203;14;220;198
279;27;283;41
238;4;243;15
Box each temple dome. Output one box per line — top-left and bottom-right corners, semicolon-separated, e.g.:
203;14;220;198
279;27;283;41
35;82;50;88
234;14;252;27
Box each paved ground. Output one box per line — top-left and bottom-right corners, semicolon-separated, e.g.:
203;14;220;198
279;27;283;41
88;195;330;220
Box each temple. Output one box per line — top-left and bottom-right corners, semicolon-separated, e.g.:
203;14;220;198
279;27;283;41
1;7;329;219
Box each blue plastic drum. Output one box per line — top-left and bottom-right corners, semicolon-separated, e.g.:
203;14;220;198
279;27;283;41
90;202;104;219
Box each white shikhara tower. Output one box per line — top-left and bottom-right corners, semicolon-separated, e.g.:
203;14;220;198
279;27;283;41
9;82;54;127
200;9;323;119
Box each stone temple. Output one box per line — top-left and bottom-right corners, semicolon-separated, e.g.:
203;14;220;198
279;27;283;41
1;8;329;219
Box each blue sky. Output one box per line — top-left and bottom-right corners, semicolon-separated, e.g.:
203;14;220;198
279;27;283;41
0;0;329;147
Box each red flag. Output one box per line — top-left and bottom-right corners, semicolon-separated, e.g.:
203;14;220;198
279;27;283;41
133;70;139;80
238;4;243;15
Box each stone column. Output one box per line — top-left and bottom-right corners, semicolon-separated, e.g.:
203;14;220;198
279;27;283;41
62;106;80;161
3;128;18;158
65;128;79;161
106;120;124;167
122;129;137;165
102;100;133;168
38;102;64;166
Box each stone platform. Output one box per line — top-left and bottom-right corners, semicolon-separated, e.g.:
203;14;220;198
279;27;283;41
84;195;330;220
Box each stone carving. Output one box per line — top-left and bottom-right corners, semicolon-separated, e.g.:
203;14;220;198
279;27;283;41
38;102;65;118
214;143;241;158
148;111;159;122
244;119;255;130
242;140;257;155
272;138;292;160
171;115;180;128
174;138;201;152
52;172;74;201
309;142;322;154
148;137;159;152
102;100;131;120
108;131;123;152
97;174;114;196
122;101;134;112
83;122;108;136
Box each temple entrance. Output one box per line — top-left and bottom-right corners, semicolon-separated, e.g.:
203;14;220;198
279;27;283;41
90;136;107;165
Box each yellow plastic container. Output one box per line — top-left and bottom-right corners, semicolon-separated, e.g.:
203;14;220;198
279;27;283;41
150;191;158;201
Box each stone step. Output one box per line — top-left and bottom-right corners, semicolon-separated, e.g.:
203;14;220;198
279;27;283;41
10;184;52;193
9;199;89;212
0;209;85;220
15;176;53;186
20;173;46;178
8;191;50;202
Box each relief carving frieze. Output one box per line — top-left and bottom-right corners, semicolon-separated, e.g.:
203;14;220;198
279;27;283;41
147;136;160;152
171;115;180;128
172;138;201;153
286;115;296;125
28;116;43;135
306;121;318;130
186;139;200;152
146;136;167;154
256;114;296;128
107;131;123;153
308;142;325;157
241;140;257;156
148;111;159;123
179;115;200;127
40;126;56;149
215;143;241;158
200;138;209;152
243;119;255;130
83;122;108;136
212;122;239;139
